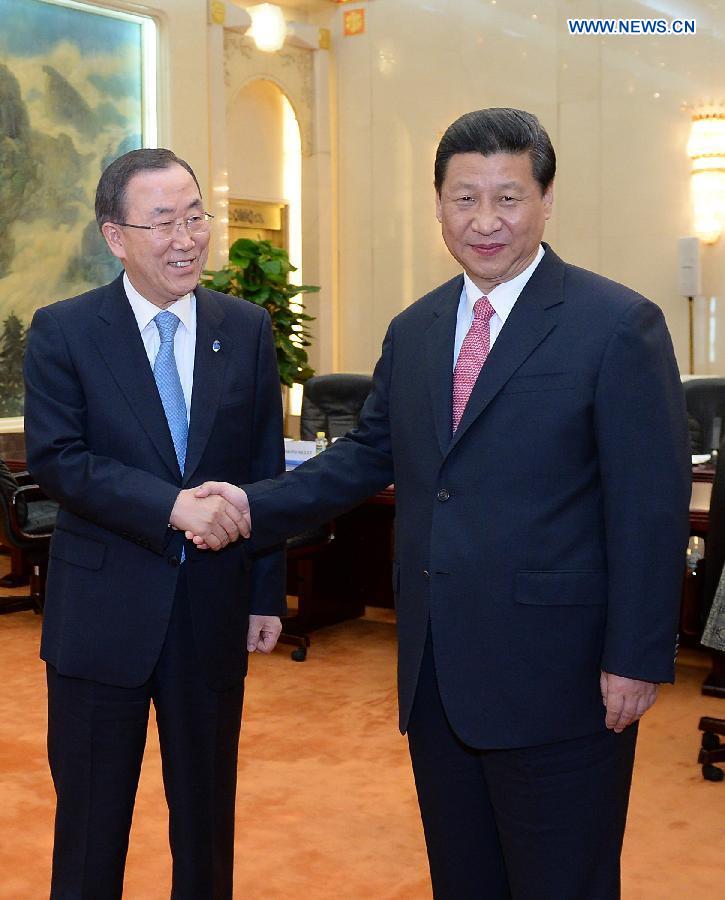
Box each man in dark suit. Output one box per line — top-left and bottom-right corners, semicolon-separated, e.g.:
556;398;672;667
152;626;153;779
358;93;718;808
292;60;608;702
23;148;285;899
197;109;691;898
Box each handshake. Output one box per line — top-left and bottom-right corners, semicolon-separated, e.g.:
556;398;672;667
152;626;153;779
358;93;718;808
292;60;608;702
169;481;252;551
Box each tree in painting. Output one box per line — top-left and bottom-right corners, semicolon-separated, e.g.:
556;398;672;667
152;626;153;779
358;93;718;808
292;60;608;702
0;0;151;416
0;312;27;416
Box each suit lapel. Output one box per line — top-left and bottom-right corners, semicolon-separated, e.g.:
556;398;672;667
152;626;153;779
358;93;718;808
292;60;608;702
183;287;229;485
446;246;566;456
424;276;462;456
93;275;181;480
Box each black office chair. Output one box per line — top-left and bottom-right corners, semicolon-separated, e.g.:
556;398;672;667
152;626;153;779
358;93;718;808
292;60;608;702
0;459;57;614
697;716;725;781
688;414;705;455
698;583;725;781
690;447;725;780
280;374;374;660
683;378;725;455
700;451;725;625
299;373;374;441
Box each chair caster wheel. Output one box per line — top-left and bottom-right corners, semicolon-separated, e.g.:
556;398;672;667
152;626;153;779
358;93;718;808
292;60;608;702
702;763;724;782
701;732;721;752
291;647;307;662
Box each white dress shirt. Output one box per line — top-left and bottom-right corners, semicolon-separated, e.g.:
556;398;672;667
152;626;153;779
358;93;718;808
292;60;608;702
453;244;545;368
123;272;197;422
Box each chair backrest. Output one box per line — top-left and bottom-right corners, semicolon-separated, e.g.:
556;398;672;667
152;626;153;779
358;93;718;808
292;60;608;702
683;379;725;455
0;459;22;546
300;374;373;440
0;459;19;505
0;459;57;554
688;414;704;454
703;450;725;623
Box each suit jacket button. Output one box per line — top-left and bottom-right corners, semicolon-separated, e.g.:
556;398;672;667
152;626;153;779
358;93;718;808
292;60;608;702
436;489;450;502
168;555;180;567
423;570;430;579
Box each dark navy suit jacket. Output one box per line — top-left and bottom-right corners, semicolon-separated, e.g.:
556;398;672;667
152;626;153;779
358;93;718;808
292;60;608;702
245;246;691;748
24;274;285;691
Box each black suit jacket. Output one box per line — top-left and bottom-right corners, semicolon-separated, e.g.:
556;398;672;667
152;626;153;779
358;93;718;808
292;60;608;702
24;274;285;691
245;246;691;748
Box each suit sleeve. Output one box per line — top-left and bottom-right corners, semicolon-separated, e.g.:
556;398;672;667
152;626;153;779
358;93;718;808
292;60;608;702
245;324;397;551
247;312;287;616
594;299;691;683
23;306;179;553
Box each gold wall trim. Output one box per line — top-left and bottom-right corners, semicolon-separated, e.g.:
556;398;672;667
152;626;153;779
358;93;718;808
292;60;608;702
209;0;225;26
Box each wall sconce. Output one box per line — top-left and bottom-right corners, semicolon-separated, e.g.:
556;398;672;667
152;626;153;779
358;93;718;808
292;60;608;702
247;3;287;52
687;108;725;244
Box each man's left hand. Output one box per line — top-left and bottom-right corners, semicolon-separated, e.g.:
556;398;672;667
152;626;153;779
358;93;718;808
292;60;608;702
600;671;658;732
191;481;251;549
247;615;282;654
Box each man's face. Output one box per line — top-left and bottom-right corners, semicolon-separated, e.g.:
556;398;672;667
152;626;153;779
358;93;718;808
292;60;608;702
435;151;553;294
102;163;210;309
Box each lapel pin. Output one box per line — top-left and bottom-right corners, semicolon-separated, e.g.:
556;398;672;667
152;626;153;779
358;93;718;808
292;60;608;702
212;340;221;353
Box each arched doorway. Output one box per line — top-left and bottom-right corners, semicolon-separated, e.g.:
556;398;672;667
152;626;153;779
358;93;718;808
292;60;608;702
226;79;302;280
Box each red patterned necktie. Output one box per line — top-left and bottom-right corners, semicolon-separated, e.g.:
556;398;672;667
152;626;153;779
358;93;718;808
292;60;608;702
452;296;495;433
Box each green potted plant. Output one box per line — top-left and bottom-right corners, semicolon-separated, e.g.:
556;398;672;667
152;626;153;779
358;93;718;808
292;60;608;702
202;238;318;386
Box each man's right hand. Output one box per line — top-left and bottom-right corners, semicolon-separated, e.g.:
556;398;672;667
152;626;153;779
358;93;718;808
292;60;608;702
192;482;251;549
169;488;247;550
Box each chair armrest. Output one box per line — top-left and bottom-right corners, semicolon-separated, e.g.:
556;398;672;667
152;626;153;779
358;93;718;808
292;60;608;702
11;484;55;540
14;484;47;503
287;521;335;552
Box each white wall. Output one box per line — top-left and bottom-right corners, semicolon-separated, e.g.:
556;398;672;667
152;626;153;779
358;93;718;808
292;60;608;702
151;0;211;194
329;0;725;374
221;28;332;373
139;0;724;376
556;0;725;374
227;79;285;201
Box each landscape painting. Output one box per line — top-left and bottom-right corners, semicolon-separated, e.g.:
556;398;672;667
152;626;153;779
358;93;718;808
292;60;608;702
0;0;151;416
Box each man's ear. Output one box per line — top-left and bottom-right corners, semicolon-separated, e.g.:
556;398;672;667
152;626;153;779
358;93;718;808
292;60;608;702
435;190;443;224
543;179;554;221
101;222;126;261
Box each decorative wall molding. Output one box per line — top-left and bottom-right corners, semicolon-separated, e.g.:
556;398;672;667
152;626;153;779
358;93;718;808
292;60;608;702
224;33;314;156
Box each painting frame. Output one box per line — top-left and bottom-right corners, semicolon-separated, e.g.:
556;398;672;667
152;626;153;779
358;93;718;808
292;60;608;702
0;0;158;433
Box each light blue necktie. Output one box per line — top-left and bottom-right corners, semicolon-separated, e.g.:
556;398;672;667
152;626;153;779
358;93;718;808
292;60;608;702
153;311;188;475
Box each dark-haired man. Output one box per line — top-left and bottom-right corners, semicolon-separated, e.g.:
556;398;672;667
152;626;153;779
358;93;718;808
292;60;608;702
198;109;691;898
24;148;285;898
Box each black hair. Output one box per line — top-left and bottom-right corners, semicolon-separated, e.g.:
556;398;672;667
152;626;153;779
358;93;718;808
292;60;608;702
434;108;556;194
95;148;201;229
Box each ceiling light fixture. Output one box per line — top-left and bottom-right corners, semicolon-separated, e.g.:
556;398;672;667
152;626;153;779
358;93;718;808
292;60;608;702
247;3;287;52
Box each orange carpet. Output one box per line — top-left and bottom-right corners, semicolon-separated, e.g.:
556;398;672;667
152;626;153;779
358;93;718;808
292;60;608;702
0;565;723;898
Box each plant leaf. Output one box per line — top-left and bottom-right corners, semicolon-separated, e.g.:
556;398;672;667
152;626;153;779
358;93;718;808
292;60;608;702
202;238;318;386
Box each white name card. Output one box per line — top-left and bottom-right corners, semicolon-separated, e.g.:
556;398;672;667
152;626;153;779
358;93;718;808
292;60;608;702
284;439;316;470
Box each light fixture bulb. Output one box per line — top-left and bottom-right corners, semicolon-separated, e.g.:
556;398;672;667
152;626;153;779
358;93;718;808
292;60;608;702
688;109;725;244
248;3;287;52
692;170;725;245
687;114;725;160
